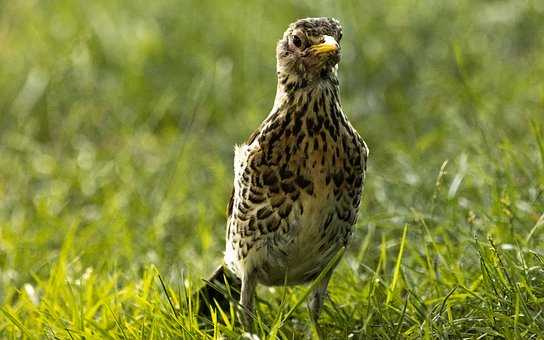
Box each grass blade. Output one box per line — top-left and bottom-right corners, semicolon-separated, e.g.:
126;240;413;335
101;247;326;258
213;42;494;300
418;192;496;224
386;224;408;305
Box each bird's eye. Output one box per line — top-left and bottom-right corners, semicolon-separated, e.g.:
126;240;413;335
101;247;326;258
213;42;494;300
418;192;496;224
292;35;303;48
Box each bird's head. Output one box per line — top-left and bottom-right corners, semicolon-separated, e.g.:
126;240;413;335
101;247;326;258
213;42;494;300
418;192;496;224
276;17;342;85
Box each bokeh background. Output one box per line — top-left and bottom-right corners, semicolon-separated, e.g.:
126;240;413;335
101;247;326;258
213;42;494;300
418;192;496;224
1;0;543;337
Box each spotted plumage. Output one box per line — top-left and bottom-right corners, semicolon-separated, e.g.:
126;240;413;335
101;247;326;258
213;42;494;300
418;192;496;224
202;17;368;329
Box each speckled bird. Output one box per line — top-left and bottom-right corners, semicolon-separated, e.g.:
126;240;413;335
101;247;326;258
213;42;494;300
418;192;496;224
200;17;368;328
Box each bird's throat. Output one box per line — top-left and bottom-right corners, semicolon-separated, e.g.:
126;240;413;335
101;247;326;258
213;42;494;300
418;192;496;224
273;72;340;115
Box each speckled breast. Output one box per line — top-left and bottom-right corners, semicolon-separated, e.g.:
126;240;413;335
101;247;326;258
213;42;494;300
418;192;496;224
225;87;366;286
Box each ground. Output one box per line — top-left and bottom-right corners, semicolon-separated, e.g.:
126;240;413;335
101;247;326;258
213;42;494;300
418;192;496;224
0;0;543;338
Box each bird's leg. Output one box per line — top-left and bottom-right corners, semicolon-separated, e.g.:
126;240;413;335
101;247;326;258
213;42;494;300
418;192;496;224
307;272;332;336
239;272;257;329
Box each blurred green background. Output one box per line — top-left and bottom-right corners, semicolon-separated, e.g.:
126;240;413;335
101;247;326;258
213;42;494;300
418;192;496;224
1;0;543;337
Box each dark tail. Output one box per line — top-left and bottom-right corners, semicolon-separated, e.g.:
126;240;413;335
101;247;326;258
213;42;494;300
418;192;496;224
197;265;241;318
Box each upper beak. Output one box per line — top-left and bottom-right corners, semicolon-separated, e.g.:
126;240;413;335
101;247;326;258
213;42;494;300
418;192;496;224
309;35;339;55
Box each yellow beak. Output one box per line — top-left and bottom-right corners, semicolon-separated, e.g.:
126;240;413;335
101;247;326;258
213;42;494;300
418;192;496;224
310;35;339;55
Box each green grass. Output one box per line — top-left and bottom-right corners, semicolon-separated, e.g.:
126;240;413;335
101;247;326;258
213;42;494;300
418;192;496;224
1;0;544;338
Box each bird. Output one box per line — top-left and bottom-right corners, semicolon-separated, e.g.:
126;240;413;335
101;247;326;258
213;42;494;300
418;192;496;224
199;17;368;330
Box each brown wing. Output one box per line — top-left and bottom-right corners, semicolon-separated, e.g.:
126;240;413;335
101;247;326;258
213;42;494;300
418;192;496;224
226;188;234;217
329;122;368;244
226;115;310;261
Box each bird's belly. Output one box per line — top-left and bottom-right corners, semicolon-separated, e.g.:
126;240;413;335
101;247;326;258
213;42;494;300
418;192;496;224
254;195;349;286
225;137;360;285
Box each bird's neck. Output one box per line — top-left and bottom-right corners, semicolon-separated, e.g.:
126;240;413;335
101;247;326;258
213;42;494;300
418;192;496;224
273;72;340;112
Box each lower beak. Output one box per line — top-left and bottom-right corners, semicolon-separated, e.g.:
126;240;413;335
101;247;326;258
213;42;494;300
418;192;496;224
310;35;339;55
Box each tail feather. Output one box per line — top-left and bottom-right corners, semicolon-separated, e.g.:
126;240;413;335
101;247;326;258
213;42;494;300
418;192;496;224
197;265;241;318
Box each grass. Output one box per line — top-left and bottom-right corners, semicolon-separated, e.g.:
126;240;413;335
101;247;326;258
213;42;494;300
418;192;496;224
1;0;544;338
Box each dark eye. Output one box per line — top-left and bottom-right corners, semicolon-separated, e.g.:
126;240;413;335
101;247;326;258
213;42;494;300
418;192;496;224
292;35;303;48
